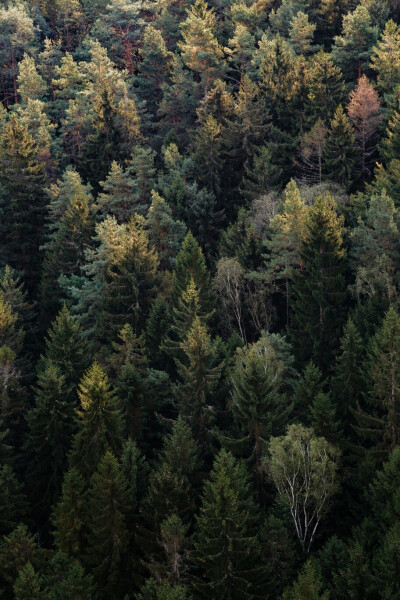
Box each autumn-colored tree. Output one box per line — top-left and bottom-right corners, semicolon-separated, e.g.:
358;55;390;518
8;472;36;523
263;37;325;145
348;75;382;179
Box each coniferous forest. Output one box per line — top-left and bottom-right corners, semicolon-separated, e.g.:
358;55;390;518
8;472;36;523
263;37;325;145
2;0;400;598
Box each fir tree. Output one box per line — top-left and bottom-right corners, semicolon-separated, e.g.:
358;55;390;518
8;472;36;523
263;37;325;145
354;307;400;460
70;363;124;480
52;467;87;559
174;317;223;445
290;194;347;370
42;551;94;600
266;179;309;328
324;105;356;191
13;562;41;600
85;451;130;599
0;115;47;292
171;231;214;313
192;449;267;599
25;361;75;523
225;334;293;480
146;191;186;270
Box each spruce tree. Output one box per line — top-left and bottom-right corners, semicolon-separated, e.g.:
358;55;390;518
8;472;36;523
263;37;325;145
332;318;365;440
282;560;329;600
350;191;400;303
370;19;400;98
85;451;130;600
174;317;223;445
324;105;357;191
354;306;400;460
0;464;28;537
25;361;75;523
266;179;309;328
52;467;87;559
42;551;94;600
41;169;95;317
146;191;186;270
13;562;41;600
41;305;87;391
304;50;346;124
70;363;124;480
141;417;200;532
192;449;266;599
0;115;47;293
225;335;293;480
290;194;347;370
171;232;214;313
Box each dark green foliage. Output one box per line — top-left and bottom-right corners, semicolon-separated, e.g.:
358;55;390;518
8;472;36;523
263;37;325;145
324;105;357;191
192;449;267;599
290;194;347;370
0;2;398;597
0;115;47;292
69;363;124;481
42;551;94;600
25;361;75;522
85;451;130;599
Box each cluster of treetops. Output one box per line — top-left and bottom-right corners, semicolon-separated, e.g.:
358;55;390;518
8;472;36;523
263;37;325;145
2;0;400;598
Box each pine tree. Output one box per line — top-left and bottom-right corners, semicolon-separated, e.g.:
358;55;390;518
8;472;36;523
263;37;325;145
324;105;357;191
179;0;226;89
0;2;36;107
290;194;347;370
17;54;47;104
85;451;130;599
370;20;400;99
70;363;124;480
192;449;266;599
332;5;378;80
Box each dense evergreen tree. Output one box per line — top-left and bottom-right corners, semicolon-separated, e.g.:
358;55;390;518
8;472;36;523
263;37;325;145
192;449;267;599
70;363;124;480
290;194;347;370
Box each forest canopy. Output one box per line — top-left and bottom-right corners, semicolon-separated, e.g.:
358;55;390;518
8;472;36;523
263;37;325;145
1;0;400;598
